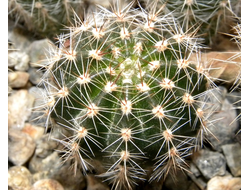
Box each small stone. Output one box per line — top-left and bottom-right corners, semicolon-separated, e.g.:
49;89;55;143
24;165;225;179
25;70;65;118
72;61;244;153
226;92;241;106
205;97;239;151
198;87;240;151
199;86;227;112
8;51;30;71
49;161;87;190
28;67;44;85
8;26;32;53
221;143;241;177
28;87;46;104
29;152;60;173
186;171;207;190
8;53;16;68
8;71;30;88
8;166;33;190
8;128;36;166
207;175;241;190
189;163;201;177
30;152;87;190
235;131;241;143
226;92;241;123
28;87;53;128
8;90;35;129
27;39;54;67
32;171;49;183
189;51;241;83
22;123;45;141
8;85;13;94
33;134;58;158
193;149;226;180
31;179;64;190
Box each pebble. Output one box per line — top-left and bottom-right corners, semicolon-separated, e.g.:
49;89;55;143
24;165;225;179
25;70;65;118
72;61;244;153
193;149;227;180
27;39;54;68
206;98;238;151
29;143;86;190
22;123;45;140
8;86;12;95
8;128;36;166
28;67;44;85
31;179;64;190
226;92;241;123
49;161;87;190
33;134;58;158
226;92;241;107
29;152;61;173
8;89;35;129
8;71;30;88
8;166;33;190
28;87;49;127
189;163;201;177
189;51;241;82
207;175;241;190
199;86;228;112
221;143;241;177
8;25;32;52
186;171;207;190
32;171;50;184
8;51;30;71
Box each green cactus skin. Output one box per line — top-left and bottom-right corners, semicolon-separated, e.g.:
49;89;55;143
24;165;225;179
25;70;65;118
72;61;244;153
36;0;221;189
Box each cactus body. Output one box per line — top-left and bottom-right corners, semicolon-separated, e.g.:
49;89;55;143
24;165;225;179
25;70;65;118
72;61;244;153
146;0;240;45
9;0;89;39
37;1;221;189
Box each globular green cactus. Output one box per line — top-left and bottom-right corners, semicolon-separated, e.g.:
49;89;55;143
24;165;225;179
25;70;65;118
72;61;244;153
8;0;93;40
36;0;220;189
143;0;240;46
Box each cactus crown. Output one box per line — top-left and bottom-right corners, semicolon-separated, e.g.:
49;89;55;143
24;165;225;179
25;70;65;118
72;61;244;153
37;0;219;189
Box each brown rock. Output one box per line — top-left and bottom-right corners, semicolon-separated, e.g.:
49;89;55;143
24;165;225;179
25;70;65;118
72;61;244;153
8;128;36;166
22;123;45;140
189;51;241;83
8;90;35;129
207;175;241;190
8;166;33;190
32;179;64;190
8;71;30;88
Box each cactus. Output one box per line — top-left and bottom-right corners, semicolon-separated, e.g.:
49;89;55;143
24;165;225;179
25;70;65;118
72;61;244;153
141;0;240;46
34;0;230;189
8;0;96;40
